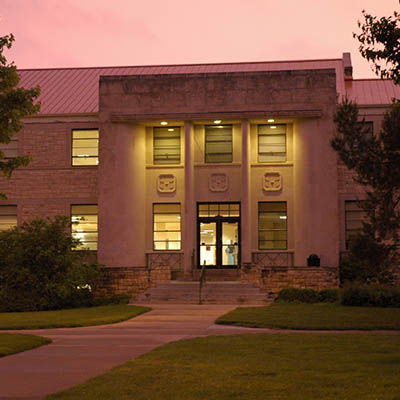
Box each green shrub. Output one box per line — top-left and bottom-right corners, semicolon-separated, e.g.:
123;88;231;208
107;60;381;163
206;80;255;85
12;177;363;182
276;288;340;304
341;283;400;307
0;216;101;312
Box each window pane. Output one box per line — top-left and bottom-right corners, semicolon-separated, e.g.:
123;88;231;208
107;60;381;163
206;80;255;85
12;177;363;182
205;125;232;163
153;203;181;250
258;202;287;250
154;127;180;164
345;200;367;248
72;129;99;166
0;134;19;159
0;205;17;231
71;205;98;250
258;124;286;162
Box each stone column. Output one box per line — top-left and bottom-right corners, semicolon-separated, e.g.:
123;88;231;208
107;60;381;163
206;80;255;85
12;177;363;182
98;123;146;267
241;120;251;264
183;121;195;274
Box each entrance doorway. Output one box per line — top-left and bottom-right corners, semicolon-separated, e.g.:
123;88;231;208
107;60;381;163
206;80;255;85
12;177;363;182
197;203;240;268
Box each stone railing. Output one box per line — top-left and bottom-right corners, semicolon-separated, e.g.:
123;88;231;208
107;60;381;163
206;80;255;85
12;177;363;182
252;251;295;267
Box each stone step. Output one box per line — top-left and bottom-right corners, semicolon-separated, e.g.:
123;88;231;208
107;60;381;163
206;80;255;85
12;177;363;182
133;281;274;305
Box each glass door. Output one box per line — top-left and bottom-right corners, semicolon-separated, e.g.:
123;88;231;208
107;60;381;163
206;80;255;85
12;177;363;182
222;221;239;266
199;222;217;266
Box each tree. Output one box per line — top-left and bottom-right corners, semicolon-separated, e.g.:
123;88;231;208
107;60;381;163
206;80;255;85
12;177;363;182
0;34;40;198
354;9;400;83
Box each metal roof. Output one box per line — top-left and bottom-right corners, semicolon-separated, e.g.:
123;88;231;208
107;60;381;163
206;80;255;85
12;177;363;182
18;58;346;116
346;79;400;106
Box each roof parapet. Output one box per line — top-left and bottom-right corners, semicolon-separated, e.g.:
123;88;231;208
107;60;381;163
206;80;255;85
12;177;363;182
343;52;353;80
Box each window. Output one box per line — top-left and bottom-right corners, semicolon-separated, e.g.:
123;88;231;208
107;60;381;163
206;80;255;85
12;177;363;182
258;124;286;162
258;202;287;249
153;203;181;250
0;134;18;159
0;205;17;231
345;201;367;248
71;205;98;250
198;203;240;217
205;125;232;163
153;127;180;164
72;129;99;166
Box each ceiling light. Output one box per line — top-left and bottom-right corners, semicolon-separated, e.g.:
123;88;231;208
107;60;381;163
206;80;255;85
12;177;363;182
270;126;277;129
160;121;168;125
168;128;174;131
268;119;275;123
214;120;222;124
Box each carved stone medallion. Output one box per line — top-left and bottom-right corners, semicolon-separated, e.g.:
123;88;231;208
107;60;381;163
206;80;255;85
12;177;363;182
157;174;176;193
209;173;228;192
263;172;282;191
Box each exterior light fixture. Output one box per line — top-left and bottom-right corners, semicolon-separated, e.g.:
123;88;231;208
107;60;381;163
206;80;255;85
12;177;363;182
214;120;222;124
160;121;168;125
267;119;275;123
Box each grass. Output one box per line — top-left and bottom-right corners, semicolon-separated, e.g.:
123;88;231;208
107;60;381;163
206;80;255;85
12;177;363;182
0;333;51;357
47;333;400;400
0;305;150;330
215;302;400;330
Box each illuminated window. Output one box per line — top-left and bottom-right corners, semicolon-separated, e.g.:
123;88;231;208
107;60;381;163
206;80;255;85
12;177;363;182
153;203;181;250
345;201;367;248
205;125;232;163
258;202;287;249
153;127;180;164
258;124;286;162
0;134;19;159
71;205;98;250
0;205;17;231
72;129;99;166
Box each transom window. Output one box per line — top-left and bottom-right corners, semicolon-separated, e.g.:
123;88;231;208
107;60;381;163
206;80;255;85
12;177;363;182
71;205;98;250
258;124;286;162
198;203;240;217
345;201;367;248
0;205;17;231
72;129;99;166
0;134;18;159
258;202;287;249
205;125;232;163
153;203;181;250
153;127;180;164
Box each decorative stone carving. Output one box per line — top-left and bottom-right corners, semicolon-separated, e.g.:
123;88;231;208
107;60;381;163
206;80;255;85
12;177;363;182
157;174;176;193
209;173;228;192
263;172;282;191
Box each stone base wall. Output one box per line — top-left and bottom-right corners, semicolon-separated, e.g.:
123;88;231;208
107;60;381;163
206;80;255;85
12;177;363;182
241;265;339;296
94;265;171;298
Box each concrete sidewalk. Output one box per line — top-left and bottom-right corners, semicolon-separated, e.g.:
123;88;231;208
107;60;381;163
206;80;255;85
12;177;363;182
0;304;266;399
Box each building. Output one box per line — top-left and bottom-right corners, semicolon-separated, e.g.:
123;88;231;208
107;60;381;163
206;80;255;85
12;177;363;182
0;53;399;296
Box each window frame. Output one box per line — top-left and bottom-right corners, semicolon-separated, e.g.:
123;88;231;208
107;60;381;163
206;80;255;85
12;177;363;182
71;129;99;167
71;204;98;251
258;124;287;163
0;133;19;159
344;200;367;249
153;127;181;165
258;201;288;250
153;203;181;251
204;124;233;163
0;205;17;231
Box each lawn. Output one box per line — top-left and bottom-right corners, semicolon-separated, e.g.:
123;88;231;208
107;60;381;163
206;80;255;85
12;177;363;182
0;333;51;357
47;333;400;400
0;305;150;330
215;302;400;330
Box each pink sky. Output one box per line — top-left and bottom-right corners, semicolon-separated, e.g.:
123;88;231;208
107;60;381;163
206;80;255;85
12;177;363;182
0;0;398;79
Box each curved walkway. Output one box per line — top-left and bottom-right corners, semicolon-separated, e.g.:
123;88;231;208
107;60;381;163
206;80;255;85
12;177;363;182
0;304;398;399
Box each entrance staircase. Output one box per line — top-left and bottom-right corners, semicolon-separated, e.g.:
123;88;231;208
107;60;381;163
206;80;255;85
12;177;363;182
133;281;273;305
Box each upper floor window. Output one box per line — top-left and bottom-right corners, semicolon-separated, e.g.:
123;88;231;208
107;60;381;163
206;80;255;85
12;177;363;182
72;129;99;166
345;200;367;248
153;127;180;164
205;125;232;163
0;205;17;231
153;203;181;250
258;202;287;250
258;124;286;162
71;205;98;250
0;134;18;159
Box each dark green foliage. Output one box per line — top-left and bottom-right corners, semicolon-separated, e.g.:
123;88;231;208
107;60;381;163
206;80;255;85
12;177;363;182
0;34;40;198
341;283;400;307
0;216;101;311
276;288;339;304
354;9;400;83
